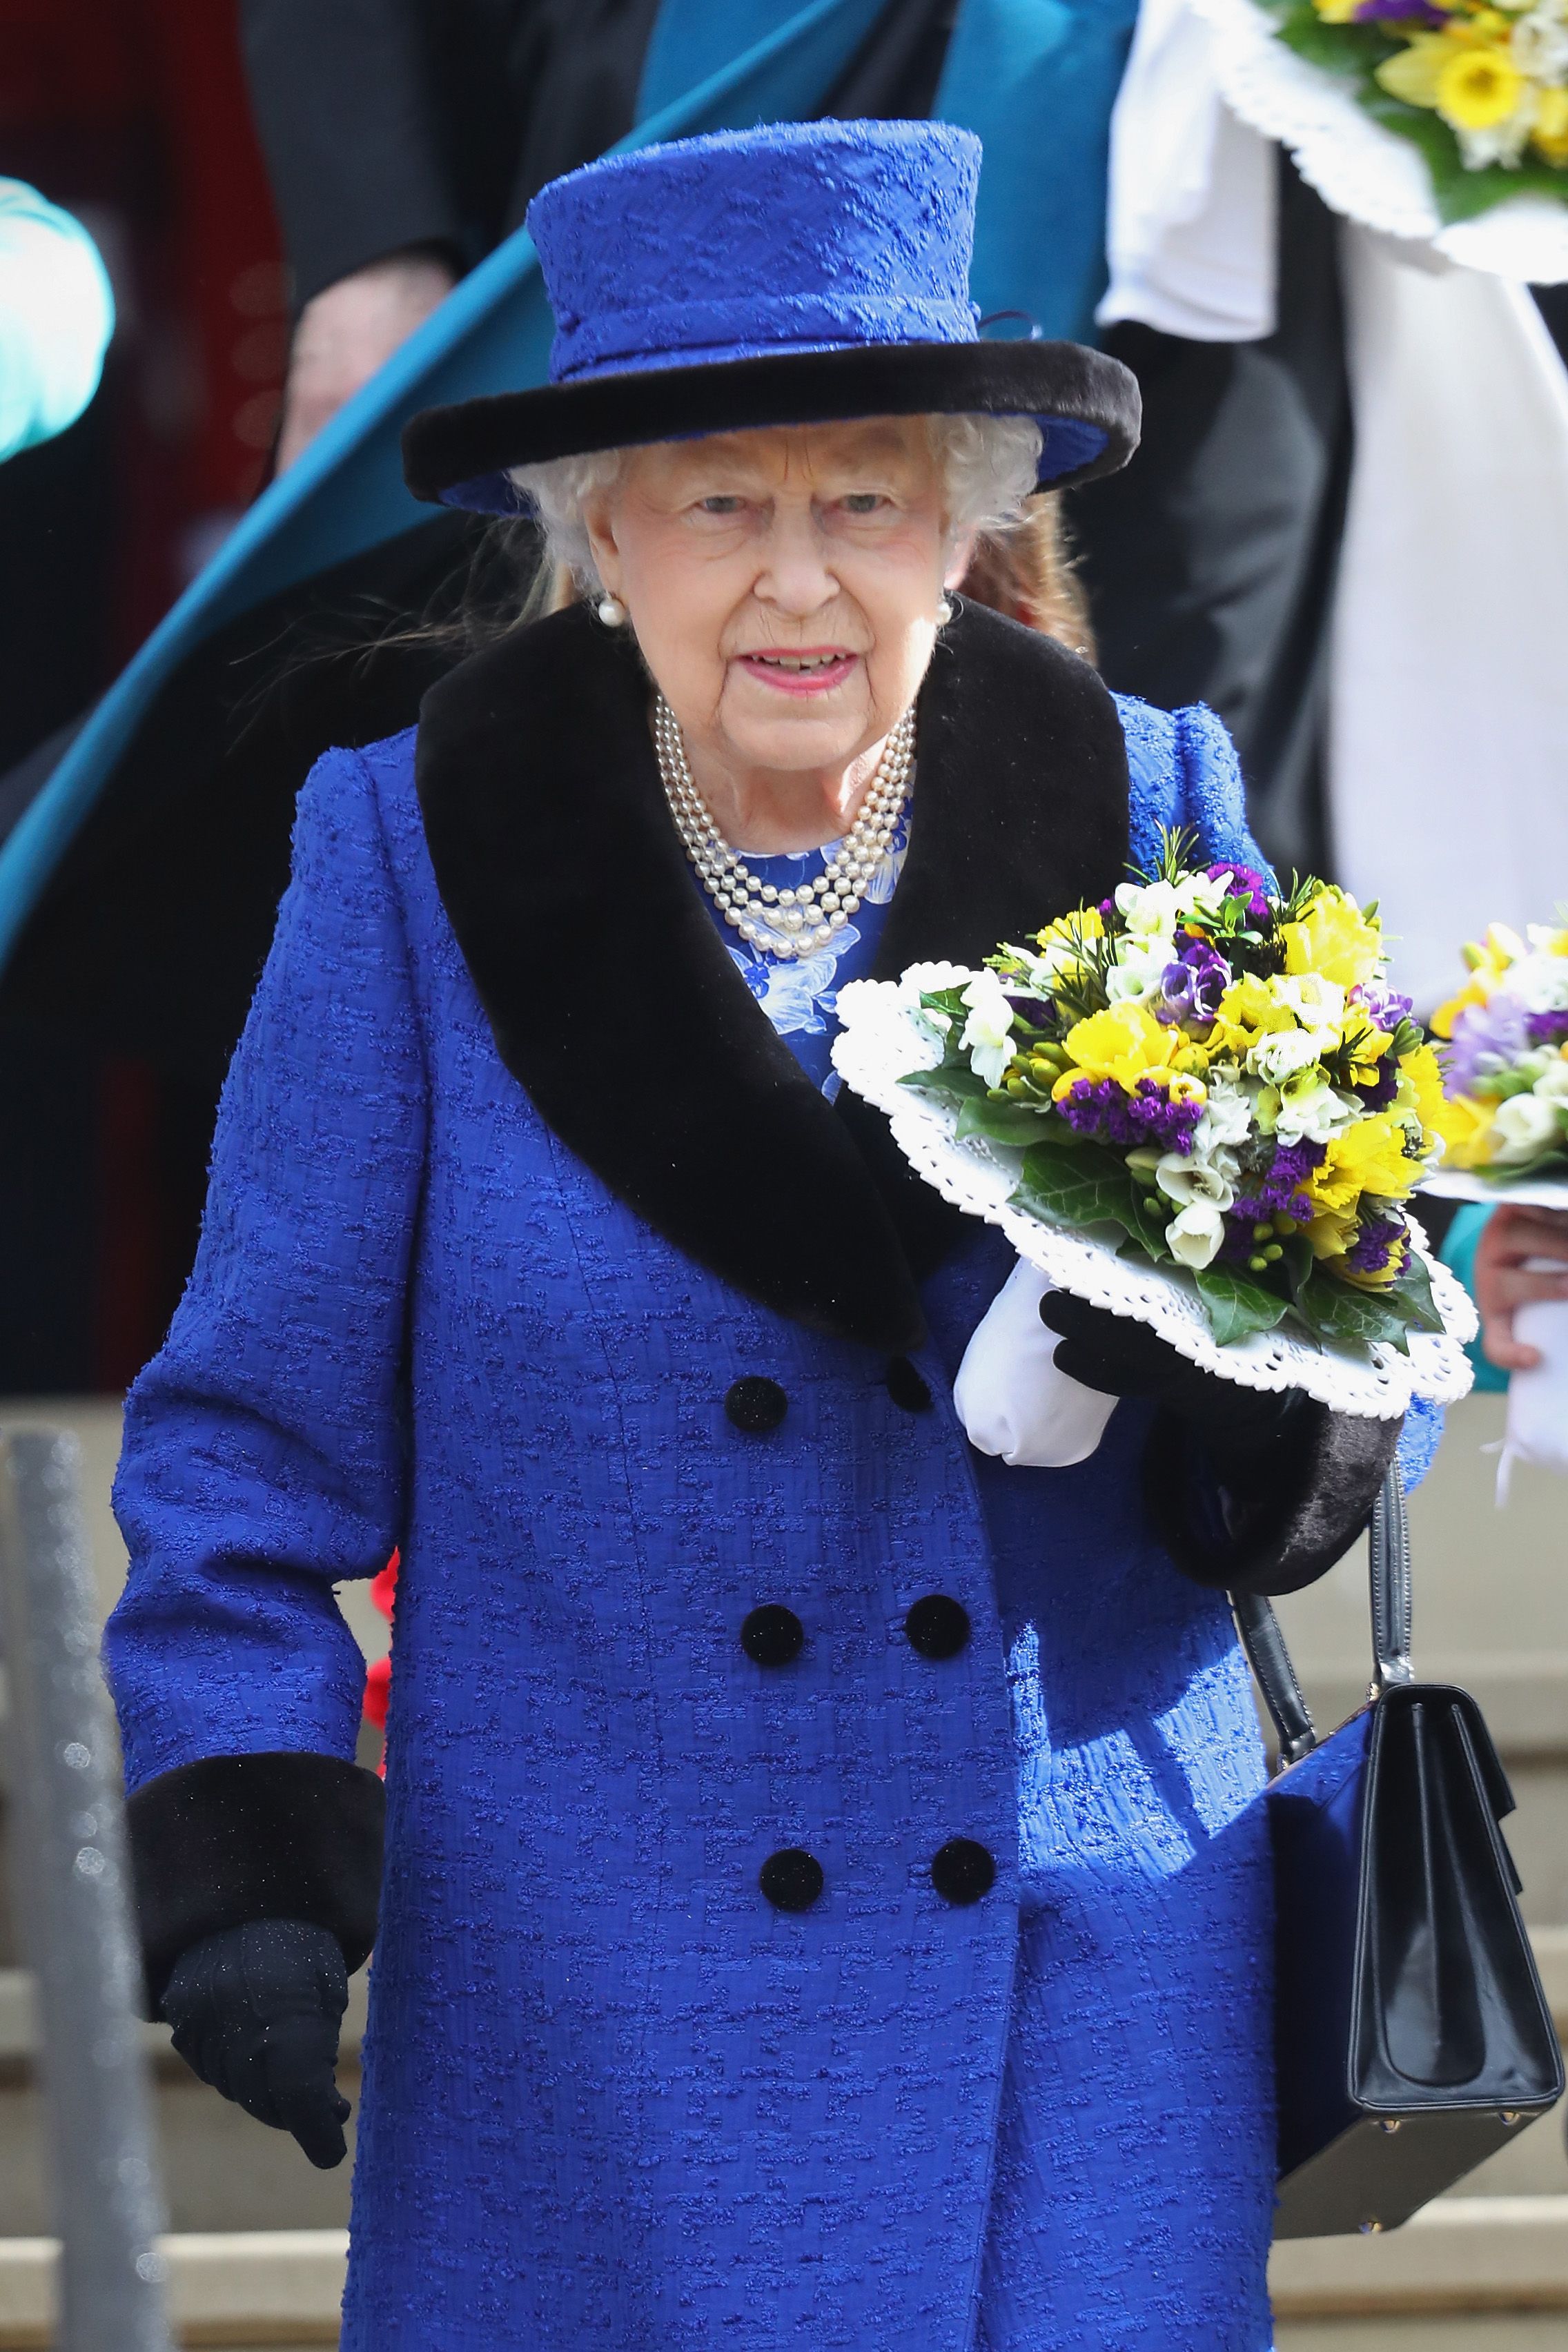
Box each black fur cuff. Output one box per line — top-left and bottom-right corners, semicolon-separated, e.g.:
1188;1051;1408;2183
126;1752;385;2011
1145;1402;1402;1598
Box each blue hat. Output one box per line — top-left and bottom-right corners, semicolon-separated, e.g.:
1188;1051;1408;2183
402;120;1138;513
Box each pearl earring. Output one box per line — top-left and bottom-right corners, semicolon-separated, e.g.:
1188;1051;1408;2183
937;595;954;625
596;594;627;628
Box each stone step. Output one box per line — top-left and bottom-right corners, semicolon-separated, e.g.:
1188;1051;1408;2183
0;2202;1562;2349
0;2228;347;2349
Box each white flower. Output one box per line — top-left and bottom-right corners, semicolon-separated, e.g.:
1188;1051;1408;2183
1193;1072;1253;1156
1105;939;1175;1006
1165;1201;1227;1270
1513;4;1568;81
1271;1074;1360;1146
1272;972;1346;1046
1155;1153;1235;1213
1533;1052;1568;1104
1505;947;1568;1015
1246;1026;1322;1087
1114;878;1182;937
959;968;1017;1088
1491;1090;1562;1164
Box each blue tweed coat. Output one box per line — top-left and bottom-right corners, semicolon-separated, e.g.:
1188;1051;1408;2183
107;605;1404;2349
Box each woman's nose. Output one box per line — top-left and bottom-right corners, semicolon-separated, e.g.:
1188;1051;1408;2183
753;509;837;614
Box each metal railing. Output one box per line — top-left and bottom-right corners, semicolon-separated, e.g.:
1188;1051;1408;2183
0;1429;173;2350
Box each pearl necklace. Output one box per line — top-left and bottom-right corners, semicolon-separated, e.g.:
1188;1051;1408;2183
654;694;914;961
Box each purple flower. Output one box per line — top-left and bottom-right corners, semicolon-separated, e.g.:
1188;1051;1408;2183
1235;1137;1326;1222
1005;994;1055;1028
1351;979;1413;1030
1353;1061;1400;1111
1527;1008;1568;1046
1056;1075;1204;1155
1355;0;1447;23
1445;993;1529;1093
1155;935;1232;1026
1206;862;1271;926
1346;1215;1408;1277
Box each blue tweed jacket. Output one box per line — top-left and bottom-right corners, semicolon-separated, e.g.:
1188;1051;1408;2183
106;604;1409;2350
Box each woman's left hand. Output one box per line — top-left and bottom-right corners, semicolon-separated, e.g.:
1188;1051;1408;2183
1039;1290;1301;1461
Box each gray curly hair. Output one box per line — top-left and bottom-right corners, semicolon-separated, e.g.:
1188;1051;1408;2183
509;413;1043;591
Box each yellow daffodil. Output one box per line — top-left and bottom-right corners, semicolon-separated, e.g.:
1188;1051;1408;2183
1396;1042;1448;1138
1432;1088;1499;1168
1377;33;1458;109
1313;0;1361;19
1344;1023;1394;1090
1034;906;1104;953
1302;1204;1358;1262
1306;1114;1422;1213
1054;1002;1178;1096
1210;973;1297;1061
1280;885;1383;991
1538;89;1568;164
1436;42;1526;130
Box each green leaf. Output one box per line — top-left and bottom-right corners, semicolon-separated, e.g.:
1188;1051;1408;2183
1388;1250;1446;1336
1012;1139;1140;1239
1277;1231;1317;1306
1293;1268;1414;1355
1192;1266;1293;1347
955;1095;1052;1146
898;1061;990;1109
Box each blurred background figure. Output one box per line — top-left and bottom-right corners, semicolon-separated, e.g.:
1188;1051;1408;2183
0;179;114;463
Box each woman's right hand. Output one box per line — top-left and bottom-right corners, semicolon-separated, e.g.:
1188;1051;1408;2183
1473;1204;1568;1371
160;1918;352;2168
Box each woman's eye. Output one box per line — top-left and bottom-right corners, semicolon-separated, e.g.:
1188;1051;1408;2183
698;495;745;515
840;493;886;516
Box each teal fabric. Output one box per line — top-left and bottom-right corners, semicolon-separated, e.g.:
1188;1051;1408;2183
1440;1202;1508;1393
0;6;897;977
0;181;114;462
935;0;1139;344
0;0;1139;970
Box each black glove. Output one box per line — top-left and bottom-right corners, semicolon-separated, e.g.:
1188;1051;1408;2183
160;1918;351;2168
1039;1290;1304;1462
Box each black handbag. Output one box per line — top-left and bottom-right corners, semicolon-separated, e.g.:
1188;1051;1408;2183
1232;1465;1564;2239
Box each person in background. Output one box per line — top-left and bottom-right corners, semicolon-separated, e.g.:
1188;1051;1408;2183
1444;1204;1568;1380
239;0;1327;871
0;182;114;467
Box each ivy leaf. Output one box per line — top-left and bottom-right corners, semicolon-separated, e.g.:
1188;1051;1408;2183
1293;1269;1414;1355
1277;1231;1317;1307
1192;1266;1292;1347
899;1061;990;1109
1012;1139;1139;1239
1387;1251;1445;1336
955;1095;1052;1146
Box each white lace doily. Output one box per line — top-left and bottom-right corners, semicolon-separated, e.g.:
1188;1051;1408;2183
1424;1167;1568;1212
832;968;1478;1420
1191;0;1568;282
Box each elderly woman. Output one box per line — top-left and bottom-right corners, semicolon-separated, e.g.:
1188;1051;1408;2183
106;122;1402;2352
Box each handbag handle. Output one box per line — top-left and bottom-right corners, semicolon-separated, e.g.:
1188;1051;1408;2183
1232;1462;1410;1770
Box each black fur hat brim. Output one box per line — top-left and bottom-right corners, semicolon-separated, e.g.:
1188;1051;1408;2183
402;337;1140;513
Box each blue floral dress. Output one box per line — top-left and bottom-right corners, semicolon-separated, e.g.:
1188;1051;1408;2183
697;811;1277;2348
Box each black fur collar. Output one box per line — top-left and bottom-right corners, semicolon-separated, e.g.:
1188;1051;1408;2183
414;598;1128;1349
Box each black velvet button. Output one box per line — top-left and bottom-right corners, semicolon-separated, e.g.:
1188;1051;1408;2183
904;1594;971;1660
725;1375;787;1434
741;1605;804;1667
885;1355;933;1413
930;1838;996;1905
759;1848;824;1912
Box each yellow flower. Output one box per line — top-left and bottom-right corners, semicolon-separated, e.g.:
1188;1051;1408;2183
1280;885;1383;990
1429;981;1486;1039
1210;972;1296;1060
1436;42;1526;130
1434;1088;1498;1168
1313;0;1361;19
1397;1042;1448;1137
1307;1115;1423;1213
1534;90;1568;164
1344;1022;1394;1090
1377;32;1457;108
1034;906;1104;953
1302;1204;1358;1262
1055;1002;1178;1095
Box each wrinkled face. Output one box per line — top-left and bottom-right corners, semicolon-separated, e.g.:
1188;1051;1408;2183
582;418;969;783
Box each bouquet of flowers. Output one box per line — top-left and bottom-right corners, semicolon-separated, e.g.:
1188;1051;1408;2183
1269;0;1568;215
1431;919;1568;1183
876;835;1458;1360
